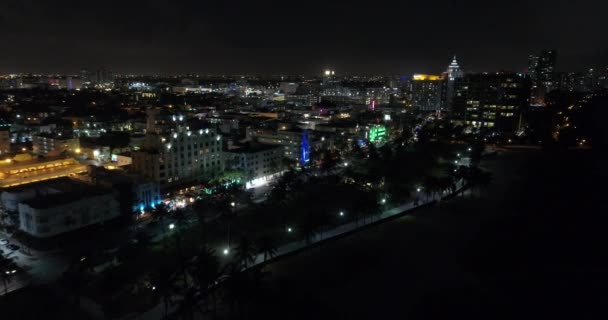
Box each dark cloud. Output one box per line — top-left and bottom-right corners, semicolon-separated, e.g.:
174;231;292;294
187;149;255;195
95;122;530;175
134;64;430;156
0;0;606;74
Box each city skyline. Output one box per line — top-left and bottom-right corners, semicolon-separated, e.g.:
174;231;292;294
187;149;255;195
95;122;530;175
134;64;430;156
1;0;607;74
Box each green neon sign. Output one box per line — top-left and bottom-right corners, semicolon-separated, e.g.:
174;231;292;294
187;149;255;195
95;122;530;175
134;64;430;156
369;125;387;142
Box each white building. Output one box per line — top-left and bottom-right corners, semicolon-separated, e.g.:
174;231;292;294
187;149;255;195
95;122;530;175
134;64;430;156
18;188;119;238
0;177;120;238
224;143;283;186
32;133;80;155
132;122;224;190
246;128;303;161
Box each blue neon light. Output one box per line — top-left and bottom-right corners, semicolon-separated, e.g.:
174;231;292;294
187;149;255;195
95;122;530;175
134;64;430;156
301;130;310;165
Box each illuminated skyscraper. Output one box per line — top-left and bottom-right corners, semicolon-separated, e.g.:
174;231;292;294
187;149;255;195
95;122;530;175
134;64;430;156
529;49;557;105
411;74;442;112
444;56;463;110
322;69;337;86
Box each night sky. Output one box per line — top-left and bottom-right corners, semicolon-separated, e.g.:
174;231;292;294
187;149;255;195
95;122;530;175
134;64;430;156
1;0;607;75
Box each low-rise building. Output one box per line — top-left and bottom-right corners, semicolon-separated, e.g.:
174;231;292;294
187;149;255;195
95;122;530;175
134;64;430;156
0;157;86;188
224;143;283;186
1;177;120;238
32;133;80;156
18;187;119;238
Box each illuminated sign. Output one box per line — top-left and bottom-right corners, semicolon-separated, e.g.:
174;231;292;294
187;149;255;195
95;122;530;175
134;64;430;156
368;125;387;143
413;74;441;81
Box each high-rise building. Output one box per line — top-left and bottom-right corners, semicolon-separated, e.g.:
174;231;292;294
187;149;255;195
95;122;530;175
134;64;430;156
0;126;10;155
411;74;443;112
132;115;224;191
450;73;531;134
444;56;464;110
599;68;608;90
322;69;337;86
529;49;557;105
95;67;114;84
80;68;90;82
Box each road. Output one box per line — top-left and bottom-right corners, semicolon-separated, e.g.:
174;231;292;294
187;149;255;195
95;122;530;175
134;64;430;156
0;231;71;296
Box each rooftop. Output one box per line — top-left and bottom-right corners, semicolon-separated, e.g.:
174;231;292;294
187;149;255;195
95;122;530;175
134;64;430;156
2;176;74;194
21;183;113;209
227;142;281;154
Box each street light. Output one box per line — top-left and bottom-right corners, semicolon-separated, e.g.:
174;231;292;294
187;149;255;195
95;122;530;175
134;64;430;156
169;223;175;230
457;153;460;157
416;187;421;192
230;202;235;207
287;227;293;233
223;248;230;255
454;160;458;164
344;162;349;167
339;211;344;217
468;147;472;151
381;198;386;204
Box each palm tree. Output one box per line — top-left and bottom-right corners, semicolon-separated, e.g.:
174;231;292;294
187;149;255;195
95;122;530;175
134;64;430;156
235;237;257;269
183;247;221;316
256;236;277;263
456;165;472;196
469;166;493;196
221;262;249;315
300;211;318;245
151;203;170;248
152;266;179;319
172;286;202;320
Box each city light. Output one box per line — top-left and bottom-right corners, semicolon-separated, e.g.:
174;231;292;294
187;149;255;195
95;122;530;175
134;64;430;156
468;147;472;151
339;211;344;216
223;248;230;255
287;227;293;233
231;202;235;207
169;223;175;230
381;198;386;204
417;187;421;192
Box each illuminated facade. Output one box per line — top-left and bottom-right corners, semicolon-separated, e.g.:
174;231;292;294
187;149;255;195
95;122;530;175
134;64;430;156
413;74;441;81
224;143;283;185
451;73;530;134
0;157;86;188
445;56;463;110
132;116;224;190
529;49;557;105
32;134;80;156
411;74;443;111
